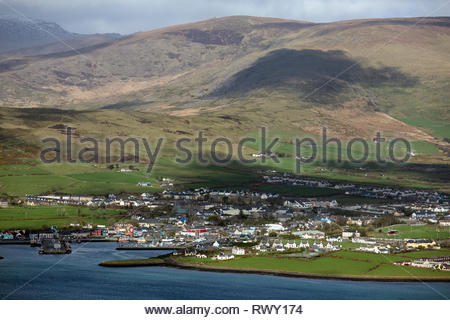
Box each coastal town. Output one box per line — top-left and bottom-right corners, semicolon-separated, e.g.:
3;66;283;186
1;171;449;273
1;0;450;312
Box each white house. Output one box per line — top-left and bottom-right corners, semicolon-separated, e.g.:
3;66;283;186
325;243;340;251
285;242;298;249
292;230;325;239
222;208;240;216
434;206;448;213
266;223;285;231
342;230;360;239
326;236;342;242
352;238;375;244
137;182;152;187
232;246;246;255
213;253;235;260
313;242;324;249
298;241;310;249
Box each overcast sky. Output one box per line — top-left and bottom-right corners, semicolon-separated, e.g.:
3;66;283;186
1;0;449;34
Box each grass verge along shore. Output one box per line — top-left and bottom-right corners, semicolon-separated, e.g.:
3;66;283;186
99;252;450;282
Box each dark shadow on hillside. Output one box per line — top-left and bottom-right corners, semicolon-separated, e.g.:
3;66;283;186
323;160;450;184
166;29;244;46
3;108;106;132
210;49;418;104
101;100;148;110
0;42;114;74
165;157;450;192
11;108;92;123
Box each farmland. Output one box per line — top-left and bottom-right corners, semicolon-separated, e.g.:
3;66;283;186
175;249;450;279
0;156;449;197
0;162;162;196
0;206;127;230
370;224;450;240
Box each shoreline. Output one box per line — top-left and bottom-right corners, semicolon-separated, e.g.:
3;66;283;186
99;258;450;282
0;239;117;245
116;246;180;250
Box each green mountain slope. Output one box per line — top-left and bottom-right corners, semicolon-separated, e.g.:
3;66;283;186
0;16;449;195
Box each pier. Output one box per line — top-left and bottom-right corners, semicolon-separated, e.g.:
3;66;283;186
116;243;184;250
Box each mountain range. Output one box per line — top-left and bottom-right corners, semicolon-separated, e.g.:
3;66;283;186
0;15;449;172
0;15;121;54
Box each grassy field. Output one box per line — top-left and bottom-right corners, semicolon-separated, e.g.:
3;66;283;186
401;117;450;139
0;206;127;230
364;264;449;278
0;160;259;196
370;224;450;240
0;157;449;197
179;249;450;278
185;255;378;275
0;108;449;197
331;250;450;263
0;162;164;196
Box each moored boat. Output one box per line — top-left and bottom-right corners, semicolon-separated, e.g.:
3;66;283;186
39;239;71;254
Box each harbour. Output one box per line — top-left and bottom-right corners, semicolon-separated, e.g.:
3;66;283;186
1;242;449;300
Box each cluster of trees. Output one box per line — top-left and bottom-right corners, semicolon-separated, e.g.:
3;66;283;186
318;222;342;236
372;215;402;228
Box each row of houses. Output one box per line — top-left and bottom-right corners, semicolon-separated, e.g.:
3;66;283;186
262;174;448;203
161;188;279;201
283;199;339;209
396;257;450;271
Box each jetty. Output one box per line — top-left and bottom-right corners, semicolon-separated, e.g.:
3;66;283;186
39;239;72;254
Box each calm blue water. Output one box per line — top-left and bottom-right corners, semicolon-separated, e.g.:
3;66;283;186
0;243;448;300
